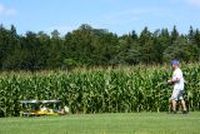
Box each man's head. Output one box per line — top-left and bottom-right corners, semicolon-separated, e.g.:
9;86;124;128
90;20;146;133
171;59;179;70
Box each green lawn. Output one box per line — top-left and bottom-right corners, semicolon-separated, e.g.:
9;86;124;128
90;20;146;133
0;112;200;134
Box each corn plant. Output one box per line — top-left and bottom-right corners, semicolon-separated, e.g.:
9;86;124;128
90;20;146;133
0;64;199;117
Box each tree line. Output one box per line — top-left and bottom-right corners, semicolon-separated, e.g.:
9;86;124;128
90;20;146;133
0;24;200;70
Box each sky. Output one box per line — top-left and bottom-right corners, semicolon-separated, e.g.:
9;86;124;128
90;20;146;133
0;0;200;36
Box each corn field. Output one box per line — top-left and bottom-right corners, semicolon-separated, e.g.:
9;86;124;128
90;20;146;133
0;64;200;117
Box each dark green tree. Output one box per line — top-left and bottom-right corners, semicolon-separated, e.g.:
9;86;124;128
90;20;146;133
171;25;179;44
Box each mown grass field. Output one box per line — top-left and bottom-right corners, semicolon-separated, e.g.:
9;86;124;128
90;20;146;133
0;112;200;134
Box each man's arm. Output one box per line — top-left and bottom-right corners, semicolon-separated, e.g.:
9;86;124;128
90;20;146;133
168;77;180;84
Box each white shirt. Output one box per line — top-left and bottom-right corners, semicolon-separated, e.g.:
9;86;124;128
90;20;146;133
172;68;184;90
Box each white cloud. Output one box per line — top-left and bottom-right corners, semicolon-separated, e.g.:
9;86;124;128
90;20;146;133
0;3;16;16
102;8;163;25
186;0;200;6
47;25;79;35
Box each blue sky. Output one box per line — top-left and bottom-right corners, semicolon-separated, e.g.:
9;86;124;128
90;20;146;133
0;0;200;35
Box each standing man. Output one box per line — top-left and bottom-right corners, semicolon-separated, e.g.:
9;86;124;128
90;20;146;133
168;59;187;114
